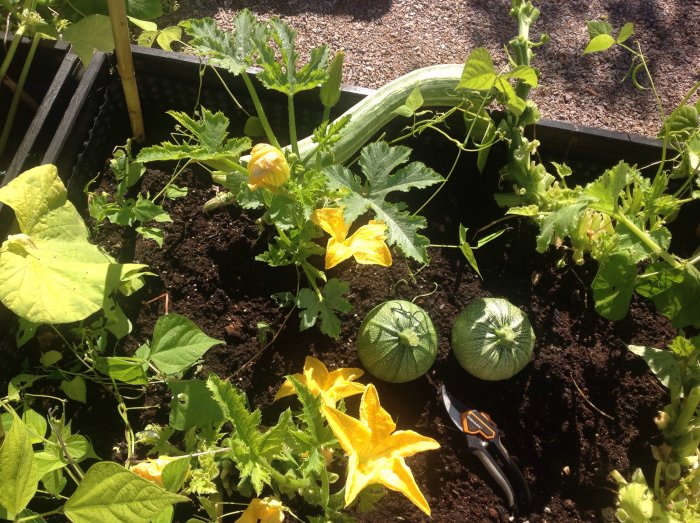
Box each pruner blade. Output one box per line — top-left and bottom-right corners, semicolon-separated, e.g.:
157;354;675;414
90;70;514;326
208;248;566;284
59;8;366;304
441;385;531;513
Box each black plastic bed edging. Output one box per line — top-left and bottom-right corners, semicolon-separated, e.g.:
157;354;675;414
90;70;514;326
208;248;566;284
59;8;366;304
1;44;668;241
0;34;82;179
43;46;664;187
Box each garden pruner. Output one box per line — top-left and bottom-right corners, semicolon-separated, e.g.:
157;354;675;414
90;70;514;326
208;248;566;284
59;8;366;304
440;385;531;513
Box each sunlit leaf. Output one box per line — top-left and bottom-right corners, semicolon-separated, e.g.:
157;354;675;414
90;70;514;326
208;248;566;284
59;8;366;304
64;462;188;523
0;417;38;518
62;15;114;66
584;34;616;54
147;314;223;375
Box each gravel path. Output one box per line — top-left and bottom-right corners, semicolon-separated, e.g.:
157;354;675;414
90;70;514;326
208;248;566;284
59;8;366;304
161;1;700;138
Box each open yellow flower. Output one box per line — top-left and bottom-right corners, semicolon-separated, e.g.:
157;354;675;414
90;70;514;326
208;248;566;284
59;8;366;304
130;456;177;486
312;207;392;269
247;143;290;191
322;384;440;515
235;497;285;523
274;355;365;407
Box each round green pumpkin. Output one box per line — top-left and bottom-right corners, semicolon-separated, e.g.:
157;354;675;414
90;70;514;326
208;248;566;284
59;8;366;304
357;300;438;383
451;297;535;381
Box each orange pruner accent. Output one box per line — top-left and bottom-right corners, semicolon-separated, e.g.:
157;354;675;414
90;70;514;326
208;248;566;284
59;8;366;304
461;410;497;440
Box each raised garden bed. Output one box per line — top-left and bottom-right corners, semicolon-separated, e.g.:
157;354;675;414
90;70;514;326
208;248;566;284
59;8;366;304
0;6;698;523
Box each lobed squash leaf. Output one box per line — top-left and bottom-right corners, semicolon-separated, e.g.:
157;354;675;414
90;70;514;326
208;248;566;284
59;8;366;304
180;12;261;75
296;278;352;339
137;109;251;170
324;142;443;263
253;18;329;95
207;374;291;494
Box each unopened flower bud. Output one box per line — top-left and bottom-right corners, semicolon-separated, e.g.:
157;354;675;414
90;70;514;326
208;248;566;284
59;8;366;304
320;50;344;109
247;144;290;191
655;410;671;430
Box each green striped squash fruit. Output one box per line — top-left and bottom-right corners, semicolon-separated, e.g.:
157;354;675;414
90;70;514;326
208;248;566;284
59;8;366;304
357;300;438;383
451;297;535;381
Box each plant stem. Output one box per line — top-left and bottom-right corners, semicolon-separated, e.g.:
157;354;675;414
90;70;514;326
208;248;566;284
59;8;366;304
0;30;40;158
15;509;63;522
0;25;25;82
288;94;299;155
670;385;700;437
609;212;682;269
241;72;280;149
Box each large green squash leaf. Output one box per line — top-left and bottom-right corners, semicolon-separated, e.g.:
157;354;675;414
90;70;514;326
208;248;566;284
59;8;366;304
0;165;147;324
64;462;188;523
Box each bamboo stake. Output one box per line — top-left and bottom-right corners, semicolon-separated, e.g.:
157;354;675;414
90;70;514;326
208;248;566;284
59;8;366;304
106;0;145;141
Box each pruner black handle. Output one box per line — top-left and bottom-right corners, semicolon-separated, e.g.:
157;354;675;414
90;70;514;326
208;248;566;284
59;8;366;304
464;410;531;513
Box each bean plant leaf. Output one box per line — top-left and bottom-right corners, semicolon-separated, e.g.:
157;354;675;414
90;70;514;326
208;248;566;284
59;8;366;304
254;17;329;95
592;252;637;321
62;15;115;66
65;0;163;20
180;12;261;75
137;109;251;170
324;142;443;262
60;376;87;404
628;345;681;391
507;65;539;87
617;22;634;44
0;165;147;325
458;48;497;91
296;278;352;339
586;20;613;38
64;462;188;523
162;457;191;493
168;380;224;431
0;417;38;518
584;34;616;54
636;264;700;329
145;314;223;375
393;86;424;117
94;356;148;385
661;105;699;141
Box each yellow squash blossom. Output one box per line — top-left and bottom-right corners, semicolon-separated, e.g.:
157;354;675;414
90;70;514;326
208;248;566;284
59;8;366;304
312;207;392;269
130;456;177;486
274;355;365;407
247;143;290;190
322;384;440;515
236;497;285;523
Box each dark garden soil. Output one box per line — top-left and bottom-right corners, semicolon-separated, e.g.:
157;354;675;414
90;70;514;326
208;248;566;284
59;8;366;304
78;131;690;523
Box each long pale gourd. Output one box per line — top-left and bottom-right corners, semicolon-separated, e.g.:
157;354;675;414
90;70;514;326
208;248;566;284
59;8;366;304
296;63;464;163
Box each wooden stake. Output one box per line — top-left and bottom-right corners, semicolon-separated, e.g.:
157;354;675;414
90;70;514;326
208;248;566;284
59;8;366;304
106;0;145;141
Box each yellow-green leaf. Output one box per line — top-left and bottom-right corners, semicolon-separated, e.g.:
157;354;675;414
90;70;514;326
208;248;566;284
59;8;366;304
64;462;188;523
0;417;38;518
0;165;147;324
584;34;616;54
62;15;115;66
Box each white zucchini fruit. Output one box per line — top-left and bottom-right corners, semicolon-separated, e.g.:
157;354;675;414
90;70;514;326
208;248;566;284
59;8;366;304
357;300;438;383
451;297;535;381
